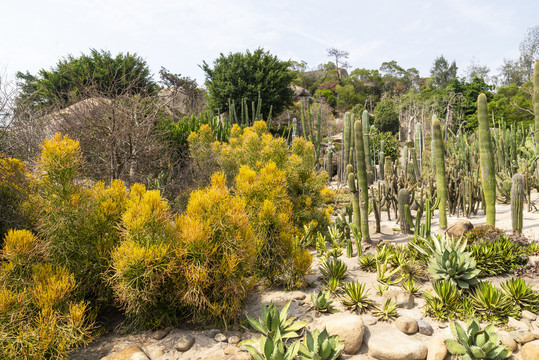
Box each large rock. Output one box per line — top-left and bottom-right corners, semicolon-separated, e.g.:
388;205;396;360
313;313;365;355
498;331;518;352
100;346;150;360
396;316;418;334
368;326;427;360
426;336;447;360
384;287;414;309
522;340;539;360
510;330;536;344
446;220;473;239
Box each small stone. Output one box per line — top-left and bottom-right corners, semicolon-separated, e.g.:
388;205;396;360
153;327;172;340
417;320;434;336
214;333;227;342
100;346;150;360
396;316;418;334
498;331;518;352
521;340;539;360
426;336;447;360
228;335;241;344
293;292;306;300
510;330;536;344
522;310;537;321
384;286;414;309
175;335;195;352
204;329;221;338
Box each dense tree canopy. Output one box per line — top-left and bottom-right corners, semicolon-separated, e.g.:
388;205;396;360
16;49;157;110
201;48;294;117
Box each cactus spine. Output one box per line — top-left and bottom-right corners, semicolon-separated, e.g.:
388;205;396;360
354;118;370;243
478;93;496;226
432;116;447;229
511;174;524;234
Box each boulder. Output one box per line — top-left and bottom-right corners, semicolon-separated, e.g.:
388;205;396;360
510;330;536;344
426;336;447;360
153;327;173;340
100;346;150;360
521;340;539;360
446;220;473;239
396;316;418;334
384;286;414;309
313;312;365;355
498;331;518;352
368;326;427;360
522;310;537;321
508;316;531;330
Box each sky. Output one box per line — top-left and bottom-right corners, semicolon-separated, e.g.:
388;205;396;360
1;0;538;86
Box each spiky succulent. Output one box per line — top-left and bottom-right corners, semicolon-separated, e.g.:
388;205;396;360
500;277;539;312
428;241;480;289
244;334;300;360
341;281;372;313
311;290;339;313
358;253;376;272
372;299;398;321
445;319;511;360
320;259;347;280
245;301;307;341
298;328;344;360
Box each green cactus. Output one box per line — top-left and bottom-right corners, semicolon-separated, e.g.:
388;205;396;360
298;328;344;360
432;116;448;229
292;118;298;139
511;174;524;234
347;165;361;254
379;139;385;180
478;93;496;226
445;319;511;360
343;112;351;169
354;118;370;243
362;110;372;175
398;188;412;234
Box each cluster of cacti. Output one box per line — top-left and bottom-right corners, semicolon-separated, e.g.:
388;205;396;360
300;100;324;165
228;92;272;128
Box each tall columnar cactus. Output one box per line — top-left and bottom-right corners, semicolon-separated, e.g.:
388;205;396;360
292;118;298;139
362;110;372;175
354;119;370;243
347;164;361;253
398;188;411;234
432;116;447;229
344;112;351;169
534;61;539;173
317;106;322;163
379;140;385;180
478;93;496;226
415;122;423;177
511;173;524;235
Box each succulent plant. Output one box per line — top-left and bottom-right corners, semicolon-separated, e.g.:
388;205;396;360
298;328;344;360
358;253;376;272
428;240;480;289
341;281;372;313
401;278;421;297
311;290;339;313
372;298;398;321
244;334;300;360
469;282;514;323
445;319;511;360
423;279;462;321
500;277;539;312
245;301;307;341
320;258;347;280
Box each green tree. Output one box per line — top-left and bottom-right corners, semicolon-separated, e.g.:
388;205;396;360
16;49;157;109
430;55;458;89
374;97;399;134
201;48;294;117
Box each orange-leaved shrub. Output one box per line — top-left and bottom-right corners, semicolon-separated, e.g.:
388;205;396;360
176;172;256;323
0;230;94;359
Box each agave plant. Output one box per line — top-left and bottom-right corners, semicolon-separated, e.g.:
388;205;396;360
320;259;347;280
445;319;511;360
244;334;300;360
374;283;389;296
469;282;514;323
341;281;372;313
427;238;480;289
298;328;344;360
311;290;339;314
500;278;539;312
423;280;461;321
245;301;307;342
372;299;398;321
401;278;421;297
376;258;403;285
324;277;341;294
358;253;376;272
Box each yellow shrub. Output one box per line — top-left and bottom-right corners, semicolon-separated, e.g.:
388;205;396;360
39;133;82;185
176;172;256;322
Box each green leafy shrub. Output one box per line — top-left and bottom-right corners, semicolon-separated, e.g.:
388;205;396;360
468;236;527;277
369;127;399;161
373;97;399;134
445;319;511;360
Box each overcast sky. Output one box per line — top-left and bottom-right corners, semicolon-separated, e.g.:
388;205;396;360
1;0;538;86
